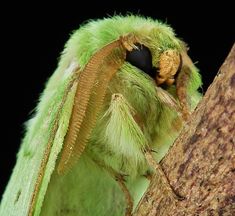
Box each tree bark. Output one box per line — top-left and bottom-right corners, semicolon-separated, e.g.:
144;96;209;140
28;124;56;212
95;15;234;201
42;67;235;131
134;44;235;216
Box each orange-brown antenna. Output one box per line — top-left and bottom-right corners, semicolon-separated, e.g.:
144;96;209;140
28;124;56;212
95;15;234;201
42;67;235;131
57;34;139;174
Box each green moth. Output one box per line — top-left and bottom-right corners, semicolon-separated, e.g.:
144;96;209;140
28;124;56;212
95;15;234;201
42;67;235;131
0;15;202;216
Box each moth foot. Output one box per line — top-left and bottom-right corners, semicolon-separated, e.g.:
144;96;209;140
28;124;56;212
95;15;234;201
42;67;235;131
150;149;158;154
115;173;129;182
143;170;153;181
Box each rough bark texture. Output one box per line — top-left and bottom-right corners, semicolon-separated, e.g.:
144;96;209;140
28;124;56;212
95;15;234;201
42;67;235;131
134;44;235;216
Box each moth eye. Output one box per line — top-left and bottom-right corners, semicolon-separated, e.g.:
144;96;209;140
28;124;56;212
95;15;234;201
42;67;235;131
126;44;155;78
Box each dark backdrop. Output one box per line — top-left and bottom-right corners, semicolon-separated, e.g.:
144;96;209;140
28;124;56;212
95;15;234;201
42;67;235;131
1;1;234;198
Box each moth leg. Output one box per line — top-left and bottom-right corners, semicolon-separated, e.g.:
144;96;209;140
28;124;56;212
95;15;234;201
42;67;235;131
94;160;133;216
115;174;133;216
144;150;184;200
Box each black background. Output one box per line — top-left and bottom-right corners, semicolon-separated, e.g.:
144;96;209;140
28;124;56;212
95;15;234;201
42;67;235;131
1;2;234;198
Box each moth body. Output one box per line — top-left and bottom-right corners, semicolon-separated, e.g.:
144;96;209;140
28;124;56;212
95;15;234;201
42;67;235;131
0;15;202;216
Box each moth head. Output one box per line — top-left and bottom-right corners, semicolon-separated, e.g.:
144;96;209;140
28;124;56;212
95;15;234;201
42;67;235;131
122;35;200;120
125;42;182;88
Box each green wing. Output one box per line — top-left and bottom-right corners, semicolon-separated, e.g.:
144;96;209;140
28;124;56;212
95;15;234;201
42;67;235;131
0;60;79;216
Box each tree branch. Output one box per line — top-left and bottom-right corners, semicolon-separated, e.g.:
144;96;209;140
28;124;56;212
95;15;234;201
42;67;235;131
134;44;235;216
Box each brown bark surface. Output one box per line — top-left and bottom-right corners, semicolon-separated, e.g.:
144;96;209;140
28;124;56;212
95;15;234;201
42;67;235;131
134;44;235;216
